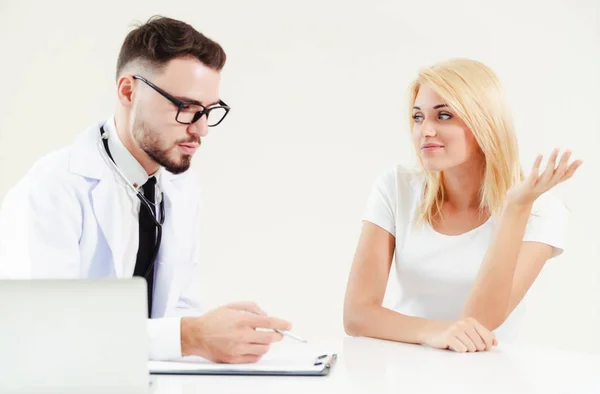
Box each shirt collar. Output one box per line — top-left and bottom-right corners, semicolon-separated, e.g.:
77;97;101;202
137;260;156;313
103;116;161;189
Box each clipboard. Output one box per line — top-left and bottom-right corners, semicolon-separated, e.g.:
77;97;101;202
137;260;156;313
149;353;337;376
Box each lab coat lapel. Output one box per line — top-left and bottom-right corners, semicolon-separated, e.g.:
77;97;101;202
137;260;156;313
70;122;128;277
90;179;129;277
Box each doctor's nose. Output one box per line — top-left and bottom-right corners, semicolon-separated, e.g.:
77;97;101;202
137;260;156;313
188;116;209;138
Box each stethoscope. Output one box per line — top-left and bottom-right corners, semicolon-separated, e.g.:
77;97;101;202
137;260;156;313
98;125;165;277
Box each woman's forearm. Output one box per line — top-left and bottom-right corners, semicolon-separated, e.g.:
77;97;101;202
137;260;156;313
344;303;447;344
461;202;533;329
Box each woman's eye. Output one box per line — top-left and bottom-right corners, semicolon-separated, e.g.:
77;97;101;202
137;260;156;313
439;112;453;120
412;113;424;122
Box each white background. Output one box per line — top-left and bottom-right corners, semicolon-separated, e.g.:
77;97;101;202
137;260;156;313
0;0;598;353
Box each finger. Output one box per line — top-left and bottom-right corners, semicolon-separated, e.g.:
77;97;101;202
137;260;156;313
550;150;572;185
226;302;267;316
472;322;495;351
561;159;583;181
455;331;477;352
246;330;284;345
247;315;292;331
446;336;468;353
471;319;495;348
239;343;270;357
539;148;560;185
493;337;499;347
528;154;543;184
465;326;486;351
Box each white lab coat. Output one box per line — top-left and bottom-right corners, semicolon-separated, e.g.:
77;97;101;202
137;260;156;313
0;120;204;360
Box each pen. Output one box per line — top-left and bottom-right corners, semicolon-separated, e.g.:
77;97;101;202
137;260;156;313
243;310;308;343
274;328;307;343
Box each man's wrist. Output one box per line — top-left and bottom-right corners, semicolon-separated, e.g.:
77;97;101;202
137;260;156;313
180;317;192;356
180;316;206;357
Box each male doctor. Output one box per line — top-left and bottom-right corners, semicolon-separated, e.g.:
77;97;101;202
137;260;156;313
0;16;291;363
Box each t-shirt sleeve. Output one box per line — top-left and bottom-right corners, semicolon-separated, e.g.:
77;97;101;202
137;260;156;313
362;168;398;236
522;193;569;259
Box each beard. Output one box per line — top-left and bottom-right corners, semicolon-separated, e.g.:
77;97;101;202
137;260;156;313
132;119;199;174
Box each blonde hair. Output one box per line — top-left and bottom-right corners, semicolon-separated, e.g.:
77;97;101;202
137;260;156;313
408;58;523;224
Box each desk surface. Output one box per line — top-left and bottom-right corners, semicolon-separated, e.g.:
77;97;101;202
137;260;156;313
149;337;600;394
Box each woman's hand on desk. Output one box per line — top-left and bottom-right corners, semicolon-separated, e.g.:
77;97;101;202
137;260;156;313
180;301;292;363
420;317;498;353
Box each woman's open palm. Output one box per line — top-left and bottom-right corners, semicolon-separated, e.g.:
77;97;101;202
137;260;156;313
506;149;582;206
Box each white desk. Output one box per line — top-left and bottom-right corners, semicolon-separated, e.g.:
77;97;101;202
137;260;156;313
149;337;600;393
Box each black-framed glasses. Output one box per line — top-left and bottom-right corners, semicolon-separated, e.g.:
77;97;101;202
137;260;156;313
132;75;230;127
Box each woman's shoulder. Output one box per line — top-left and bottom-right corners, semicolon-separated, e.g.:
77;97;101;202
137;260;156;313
363;165;425;235
368;165;425;213
374;164;425;192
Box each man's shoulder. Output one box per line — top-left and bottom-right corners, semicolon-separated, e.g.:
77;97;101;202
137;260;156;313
25;146;87;188
28;147;72;176
15;124;101;194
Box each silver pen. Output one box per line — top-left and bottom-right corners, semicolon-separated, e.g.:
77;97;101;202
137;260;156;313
274;329;307;343
244;310;308;343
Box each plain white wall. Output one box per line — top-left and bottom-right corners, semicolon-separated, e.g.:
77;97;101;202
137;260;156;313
1;0;599;353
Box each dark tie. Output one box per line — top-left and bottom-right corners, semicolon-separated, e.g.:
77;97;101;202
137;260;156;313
133;176;158;317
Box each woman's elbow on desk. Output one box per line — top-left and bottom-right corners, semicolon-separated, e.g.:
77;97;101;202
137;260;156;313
343;303;372;337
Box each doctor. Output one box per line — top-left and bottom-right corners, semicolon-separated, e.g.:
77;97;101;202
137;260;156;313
0;15;292;363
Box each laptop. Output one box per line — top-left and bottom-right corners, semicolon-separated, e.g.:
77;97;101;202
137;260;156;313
0;279;149;394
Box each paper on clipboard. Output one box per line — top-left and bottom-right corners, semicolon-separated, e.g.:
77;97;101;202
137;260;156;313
149;350;337;376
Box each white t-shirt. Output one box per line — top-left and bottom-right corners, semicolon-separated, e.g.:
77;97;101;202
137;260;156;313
363;166;568;340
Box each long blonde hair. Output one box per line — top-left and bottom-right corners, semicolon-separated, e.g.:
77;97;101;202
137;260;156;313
408;58;523;224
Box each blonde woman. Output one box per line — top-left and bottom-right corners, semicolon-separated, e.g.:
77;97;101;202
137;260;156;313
343;58;582;353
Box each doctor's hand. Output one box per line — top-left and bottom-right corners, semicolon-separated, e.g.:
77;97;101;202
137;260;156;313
419;317;498;353
180;302;292;364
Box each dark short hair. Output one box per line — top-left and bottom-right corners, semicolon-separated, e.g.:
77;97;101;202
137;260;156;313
116;15;226;80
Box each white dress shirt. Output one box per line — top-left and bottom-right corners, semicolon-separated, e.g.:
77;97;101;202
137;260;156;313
104;116;162;277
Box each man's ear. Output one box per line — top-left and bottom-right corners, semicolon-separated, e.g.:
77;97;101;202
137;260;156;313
116;75;135;108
